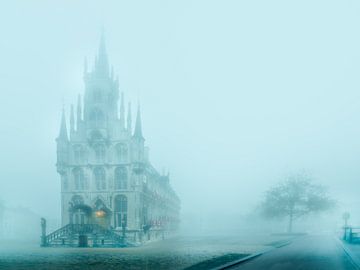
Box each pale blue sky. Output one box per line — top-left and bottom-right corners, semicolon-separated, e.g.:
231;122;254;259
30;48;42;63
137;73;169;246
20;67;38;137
1;0;360;226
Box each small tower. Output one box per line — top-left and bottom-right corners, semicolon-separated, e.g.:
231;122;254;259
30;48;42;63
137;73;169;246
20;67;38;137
132;104;145;163
56;108;69;174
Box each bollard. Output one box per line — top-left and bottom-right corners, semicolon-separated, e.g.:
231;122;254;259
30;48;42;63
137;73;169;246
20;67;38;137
40;218;47;247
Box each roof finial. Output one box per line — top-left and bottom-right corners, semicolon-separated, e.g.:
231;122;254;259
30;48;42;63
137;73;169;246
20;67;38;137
58;107;68;141
70;104;75;134
133;102;144;139
127;102;132;133
77;94;82;130
95;28;109;76
119;92;125;129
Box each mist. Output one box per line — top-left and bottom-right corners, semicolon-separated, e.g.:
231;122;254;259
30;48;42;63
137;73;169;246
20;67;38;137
1;0;360;242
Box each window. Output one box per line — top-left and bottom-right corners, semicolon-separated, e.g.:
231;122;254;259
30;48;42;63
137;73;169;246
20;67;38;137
115;143;128;162
73;145;85;164
94;167;106;190
114;167;128;189
94;144;106;162
89;108;104;127
114;195;127;227
73;168;86;190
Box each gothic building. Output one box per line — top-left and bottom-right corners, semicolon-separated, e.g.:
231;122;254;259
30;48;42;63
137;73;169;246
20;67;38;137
54;35;180;244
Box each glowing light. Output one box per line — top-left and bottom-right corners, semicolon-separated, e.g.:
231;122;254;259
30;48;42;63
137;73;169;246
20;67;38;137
95;210;106;218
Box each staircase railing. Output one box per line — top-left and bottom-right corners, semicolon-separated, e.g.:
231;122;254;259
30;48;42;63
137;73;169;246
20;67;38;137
44;223;127;246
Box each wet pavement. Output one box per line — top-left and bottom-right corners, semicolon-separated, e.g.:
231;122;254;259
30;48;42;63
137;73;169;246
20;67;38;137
230;235;356;270
0;234;289;270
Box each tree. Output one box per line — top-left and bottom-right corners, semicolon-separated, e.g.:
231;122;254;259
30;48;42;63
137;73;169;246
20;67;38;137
260;173;335;233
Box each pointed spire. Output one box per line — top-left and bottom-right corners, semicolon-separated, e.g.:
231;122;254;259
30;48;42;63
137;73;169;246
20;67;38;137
95;29;109;76
119;92;125;129
133;103;144;139
77;94;82;130
58;107;68;141
70;104;75;134
127;102;132;133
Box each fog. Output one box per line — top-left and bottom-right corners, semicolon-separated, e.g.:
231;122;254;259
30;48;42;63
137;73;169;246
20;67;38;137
1;0;360;239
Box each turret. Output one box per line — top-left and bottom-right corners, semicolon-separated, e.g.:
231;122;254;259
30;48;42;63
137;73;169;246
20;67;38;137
133;104;144;140
70;104;75;137
94;30;109;77
57;108;68;142
119;92;125;129
77;94;82;131
127;102;132;133
56;108;69;173
132;104;145;163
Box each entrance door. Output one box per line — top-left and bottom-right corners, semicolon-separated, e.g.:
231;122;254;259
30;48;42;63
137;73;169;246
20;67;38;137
78;235;88;247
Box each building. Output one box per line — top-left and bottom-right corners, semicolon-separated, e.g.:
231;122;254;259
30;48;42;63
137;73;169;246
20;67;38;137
47;34;180;247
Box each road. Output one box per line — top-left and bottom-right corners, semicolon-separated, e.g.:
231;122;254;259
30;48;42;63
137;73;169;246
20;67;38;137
230;235;356;270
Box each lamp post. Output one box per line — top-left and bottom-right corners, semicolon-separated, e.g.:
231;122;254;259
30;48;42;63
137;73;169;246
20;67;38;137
40;218;47;247
342;212;350;240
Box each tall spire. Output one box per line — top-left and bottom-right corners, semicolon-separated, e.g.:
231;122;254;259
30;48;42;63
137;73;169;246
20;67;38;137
127;102;132;133
77;94;82;130
70;104;75;134
58;107;68;141
133;103;144;139
95;29;109;76
119;92;125;129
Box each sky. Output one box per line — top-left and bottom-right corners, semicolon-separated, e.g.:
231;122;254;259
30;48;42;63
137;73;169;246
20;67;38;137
1;0;360;229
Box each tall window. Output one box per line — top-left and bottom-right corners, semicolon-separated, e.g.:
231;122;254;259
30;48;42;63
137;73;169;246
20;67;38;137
114;167;127;189
114;195;127;228
89;108;104;128
94;167;106;190
73;168;86;190
115;143;128;162
73;145;85;164
94;144;106;162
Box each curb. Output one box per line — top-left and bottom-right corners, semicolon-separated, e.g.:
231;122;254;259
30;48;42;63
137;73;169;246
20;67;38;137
210;240;293;270
335;237;360;270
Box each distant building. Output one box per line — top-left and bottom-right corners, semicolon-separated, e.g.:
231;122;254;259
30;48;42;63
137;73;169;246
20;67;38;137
52;34;180;246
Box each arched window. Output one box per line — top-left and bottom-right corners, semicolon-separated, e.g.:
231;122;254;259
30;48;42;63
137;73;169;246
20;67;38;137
114;167;128;189
73;168;86;190
115;143;128;162
94;167;106;190
89;108;104;127
94;144;106;162
114;195;127;228
73;145;85;164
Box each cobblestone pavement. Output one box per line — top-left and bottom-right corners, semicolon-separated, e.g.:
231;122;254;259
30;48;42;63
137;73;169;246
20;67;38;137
0;234;289;270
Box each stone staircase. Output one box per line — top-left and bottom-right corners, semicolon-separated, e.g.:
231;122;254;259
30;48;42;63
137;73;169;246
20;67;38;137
42;224;135;247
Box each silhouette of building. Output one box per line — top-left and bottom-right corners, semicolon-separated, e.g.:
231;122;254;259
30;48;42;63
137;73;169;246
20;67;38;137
53;34;180;245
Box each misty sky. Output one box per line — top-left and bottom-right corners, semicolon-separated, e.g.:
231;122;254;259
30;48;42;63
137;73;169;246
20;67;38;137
1;0;360;225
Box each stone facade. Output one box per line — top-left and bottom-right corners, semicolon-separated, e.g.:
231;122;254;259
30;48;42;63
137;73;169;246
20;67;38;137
56;35;180;236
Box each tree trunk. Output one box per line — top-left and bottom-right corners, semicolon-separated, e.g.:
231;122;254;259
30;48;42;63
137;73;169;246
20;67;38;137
287;212;293;233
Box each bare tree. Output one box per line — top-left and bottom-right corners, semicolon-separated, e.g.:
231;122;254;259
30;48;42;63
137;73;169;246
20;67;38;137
260;173;335;233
